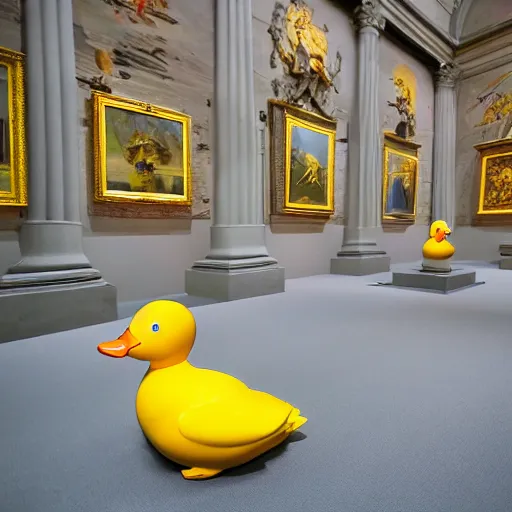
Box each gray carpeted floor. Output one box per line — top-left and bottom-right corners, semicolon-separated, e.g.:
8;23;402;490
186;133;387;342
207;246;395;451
1;261;512;512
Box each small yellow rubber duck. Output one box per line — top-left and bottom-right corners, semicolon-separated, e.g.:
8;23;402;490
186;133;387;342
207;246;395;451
422;220;455;260
97;300;307;480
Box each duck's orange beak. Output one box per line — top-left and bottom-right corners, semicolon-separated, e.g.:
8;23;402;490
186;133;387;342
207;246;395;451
435;229;446;242
97;329;141;358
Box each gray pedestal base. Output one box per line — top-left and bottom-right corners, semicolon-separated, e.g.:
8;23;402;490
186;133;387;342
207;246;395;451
331;254;391;276
391;267;477;293
185;265;285;301
0;279;118;343
499;258;512;270
498;243;512;269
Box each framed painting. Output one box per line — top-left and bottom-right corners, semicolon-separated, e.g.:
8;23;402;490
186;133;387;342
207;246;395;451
382;132;420;225
268;99;336;219
0;46;27;207
475;139;512;215
91;91;192;205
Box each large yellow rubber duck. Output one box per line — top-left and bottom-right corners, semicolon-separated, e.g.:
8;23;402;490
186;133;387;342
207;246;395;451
422;220;455;260
97;301;307;480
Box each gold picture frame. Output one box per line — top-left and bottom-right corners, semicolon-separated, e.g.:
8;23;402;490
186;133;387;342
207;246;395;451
268;99;336;219
92;91;192;205
0;46;27;207
382;131;420;225
474;139;512;220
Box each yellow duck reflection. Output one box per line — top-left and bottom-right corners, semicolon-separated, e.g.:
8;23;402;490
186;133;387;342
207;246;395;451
97;301;307;480
422;220;455;260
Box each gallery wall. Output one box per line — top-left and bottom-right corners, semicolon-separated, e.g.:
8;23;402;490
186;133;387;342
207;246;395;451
252;0;352;279
454;62;512;260
0;0;438;303
254;0;435;269
452;0;512;261
377;35;435;259
72;0;213;302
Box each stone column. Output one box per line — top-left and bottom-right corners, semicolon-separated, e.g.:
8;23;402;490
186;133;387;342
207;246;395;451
0;0;117;343
432;62;458;229
185;0;284;301
331;0;390;276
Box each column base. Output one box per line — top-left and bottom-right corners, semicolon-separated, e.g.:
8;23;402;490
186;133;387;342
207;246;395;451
331;254;391;276
499;242;512;269
0;268;102;288
0;279;118;343
331;226;390;275
185;257;285;301
7;220;92;274
499;258;512;270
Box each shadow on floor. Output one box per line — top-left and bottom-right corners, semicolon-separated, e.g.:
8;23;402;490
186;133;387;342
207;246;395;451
141;431;308;479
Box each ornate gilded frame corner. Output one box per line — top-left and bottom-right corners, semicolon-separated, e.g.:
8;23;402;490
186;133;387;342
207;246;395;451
473;138;512;226
268;99;336;221
0;46;27;207
91;91;192;206
381;131;421;228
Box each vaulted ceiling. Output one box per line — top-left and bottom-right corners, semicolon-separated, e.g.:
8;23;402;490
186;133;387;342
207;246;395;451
451;0;512;41
450;0;474;40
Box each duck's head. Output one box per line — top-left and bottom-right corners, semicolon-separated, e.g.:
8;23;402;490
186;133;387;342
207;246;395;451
429;220;451;241
97;300;196;368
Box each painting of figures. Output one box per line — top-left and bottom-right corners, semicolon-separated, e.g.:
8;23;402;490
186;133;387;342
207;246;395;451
478;152;512;213
284;115;335;214
383;148;417;218
105;107;184;195
0;66;10;193
92;92;191;204
0;45;26;206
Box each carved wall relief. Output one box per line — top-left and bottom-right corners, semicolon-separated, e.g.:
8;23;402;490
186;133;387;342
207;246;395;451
387;64;417;140
268;0;342;118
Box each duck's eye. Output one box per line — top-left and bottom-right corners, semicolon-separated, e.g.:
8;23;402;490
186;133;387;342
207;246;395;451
151;323;160;332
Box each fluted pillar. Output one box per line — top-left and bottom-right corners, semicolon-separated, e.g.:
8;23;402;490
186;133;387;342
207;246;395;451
432;63;458;228
331;0;390;276
185;0;284;301
0;0;117;343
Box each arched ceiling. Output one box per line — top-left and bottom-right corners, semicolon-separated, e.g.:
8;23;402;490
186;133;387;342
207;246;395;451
450;0;475;40
450;0;512;41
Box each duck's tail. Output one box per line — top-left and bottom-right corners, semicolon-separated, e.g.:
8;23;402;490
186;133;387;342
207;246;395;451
285;407;308;433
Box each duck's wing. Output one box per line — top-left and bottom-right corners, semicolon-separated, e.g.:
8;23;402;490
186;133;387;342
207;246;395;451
178;390;296;448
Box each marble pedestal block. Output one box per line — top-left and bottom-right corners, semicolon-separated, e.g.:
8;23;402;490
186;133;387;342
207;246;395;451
422;258;451;272
500;259;512;270
0;279;117;343
499;243;512;269
331;254;391;276
185;265;285;302
391;268;477;293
